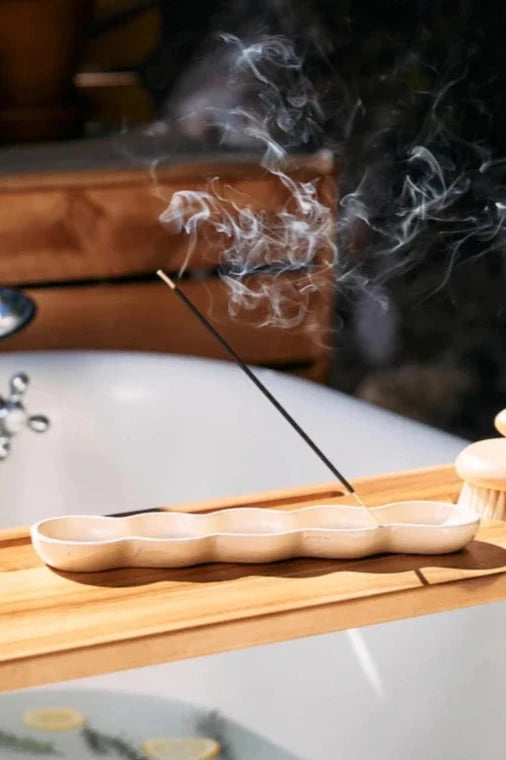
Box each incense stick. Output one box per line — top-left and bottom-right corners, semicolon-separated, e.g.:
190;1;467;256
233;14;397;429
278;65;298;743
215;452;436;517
157;269;379;520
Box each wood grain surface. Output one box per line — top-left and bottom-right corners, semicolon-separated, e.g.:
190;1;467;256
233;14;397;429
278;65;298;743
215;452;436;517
3;464;504;694
2;277;332;380
0;159;336;382
0;161;336;286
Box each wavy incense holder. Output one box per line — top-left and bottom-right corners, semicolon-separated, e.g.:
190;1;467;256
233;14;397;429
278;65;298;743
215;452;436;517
31;500;479;572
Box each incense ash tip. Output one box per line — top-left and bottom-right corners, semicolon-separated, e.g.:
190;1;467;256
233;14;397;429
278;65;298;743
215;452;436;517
156;270;176;289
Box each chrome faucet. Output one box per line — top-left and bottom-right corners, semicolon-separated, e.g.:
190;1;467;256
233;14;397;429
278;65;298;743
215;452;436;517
0;373;49;459
0;289;49;459
0;288;36;339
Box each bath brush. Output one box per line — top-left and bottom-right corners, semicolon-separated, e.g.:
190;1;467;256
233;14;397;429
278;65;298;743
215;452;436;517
455;409;506;520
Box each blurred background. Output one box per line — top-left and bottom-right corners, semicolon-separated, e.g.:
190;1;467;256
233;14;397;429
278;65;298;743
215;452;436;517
0;0;505;441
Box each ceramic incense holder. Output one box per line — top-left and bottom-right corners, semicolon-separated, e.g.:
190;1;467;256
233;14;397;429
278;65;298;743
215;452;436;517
31;500;479;572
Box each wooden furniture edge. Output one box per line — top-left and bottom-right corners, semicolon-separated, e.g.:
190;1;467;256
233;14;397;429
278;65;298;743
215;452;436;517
0;150;337;191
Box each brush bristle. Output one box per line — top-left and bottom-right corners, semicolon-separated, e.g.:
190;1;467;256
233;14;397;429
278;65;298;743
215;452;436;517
457;481;506;520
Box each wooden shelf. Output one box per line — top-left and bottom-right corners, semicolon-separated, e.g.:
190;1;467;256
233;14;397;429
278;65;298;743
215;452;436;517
2;464;506;693
0;155;337;383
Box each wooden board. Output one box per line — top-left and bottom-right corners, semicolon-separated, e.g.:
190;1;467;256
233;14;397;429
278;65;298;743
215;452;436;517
2;277;332;381
0;158;336;286
0;156;336;383
4;464;504;694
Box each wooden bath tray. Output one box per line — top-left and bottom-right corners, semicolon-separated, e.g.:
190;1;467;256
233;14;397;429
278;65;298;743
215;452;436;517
3;464;506;693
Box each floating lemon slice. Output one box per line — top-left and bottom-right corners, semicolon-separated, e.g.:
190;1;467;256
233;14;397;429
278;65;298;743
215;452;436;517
23;707;86;732
140;737;221;759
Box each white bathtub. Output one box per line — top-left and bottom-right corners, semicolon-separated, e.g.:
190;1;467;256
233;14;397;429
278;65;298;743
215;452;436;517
0;351;465;527
2;351;495;760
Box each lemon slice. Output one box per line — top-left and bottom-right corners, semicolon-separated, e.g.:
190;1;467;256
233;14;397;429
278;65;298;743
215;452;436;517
23;707;86;732
140;737;221;759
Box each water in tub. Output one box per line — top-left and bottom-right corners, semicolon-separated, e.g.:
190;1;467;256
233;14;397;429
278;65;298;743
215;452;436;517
0;689;301;759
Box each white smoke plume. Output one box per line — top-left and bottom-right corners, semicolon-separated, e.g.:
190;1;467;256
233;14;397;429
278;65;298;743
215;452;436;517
157;21;506;331
337;61;506;296
158;34;337;328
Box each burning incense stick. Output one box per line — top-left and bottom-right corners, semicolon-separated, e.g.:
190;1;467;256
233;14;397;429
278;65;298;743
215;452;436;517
157;269;379;519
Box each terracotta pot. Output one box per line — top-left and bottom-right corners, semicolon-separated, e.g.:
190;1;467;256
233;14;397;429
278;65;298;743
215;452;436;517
0;0;91;141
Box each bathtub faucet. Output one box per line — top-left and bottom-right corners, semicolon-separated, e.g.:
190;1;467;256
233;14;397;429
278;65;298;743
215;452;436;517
0;373;49;460
0;287;36;339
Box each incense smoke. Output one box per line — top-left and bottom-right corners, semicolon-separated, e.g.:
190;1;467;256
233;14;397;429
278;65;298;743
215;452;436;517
158;33;336;328
156;2;506;339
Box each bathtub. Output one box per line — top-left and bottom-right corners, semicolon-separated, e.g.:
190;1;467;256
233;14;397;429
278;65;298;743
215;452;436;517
2;350;494;760
0;351;465;527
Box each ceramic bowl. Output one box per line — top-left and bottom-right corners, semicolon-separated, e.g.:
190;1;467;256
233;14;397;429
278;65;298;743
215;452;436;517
30;500;480;572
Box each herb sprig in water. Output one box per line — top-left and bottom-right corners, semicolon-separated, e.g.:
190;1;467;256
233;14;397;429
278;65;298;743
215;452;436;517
0;728;58;755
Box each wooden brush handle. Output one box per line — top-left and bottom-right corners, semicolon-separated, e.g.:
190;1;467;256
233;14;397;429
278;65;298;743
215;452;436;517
495;409;506;436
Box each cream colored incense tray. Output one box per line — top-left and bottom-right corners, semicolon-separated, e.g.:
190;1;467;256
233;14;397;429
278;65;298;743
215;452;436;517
31;500;479;572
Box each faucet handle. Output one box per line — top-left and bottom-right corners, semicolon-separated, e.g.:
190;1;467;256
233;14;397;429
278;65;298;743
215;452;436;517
9;372;29;398
0;436;10;460
0;373;49;455
28;414;50;433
